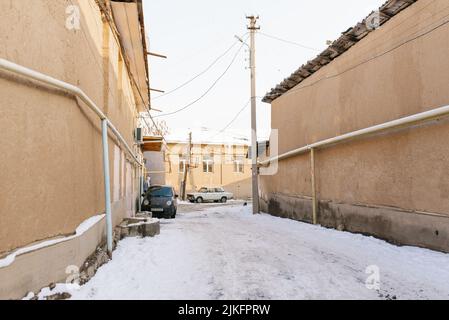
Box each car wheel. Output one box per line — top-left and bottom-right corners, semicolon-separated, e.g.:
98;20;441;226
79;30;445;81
221;197;227;203
172;208;177;219
196;197;203;204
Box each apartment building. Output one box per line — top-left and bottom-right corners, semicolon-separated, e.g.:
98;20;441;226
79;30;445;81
145;131;252;199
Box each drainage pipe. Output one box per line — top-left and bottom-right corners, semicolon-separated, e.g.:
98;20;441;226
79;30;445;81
139;154;145;213
310;148;317;225
0;58;144;258
101;120;113;256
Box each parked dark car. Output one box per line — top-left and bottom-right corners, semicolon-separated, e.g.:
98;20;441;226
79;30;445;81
141;185;178;219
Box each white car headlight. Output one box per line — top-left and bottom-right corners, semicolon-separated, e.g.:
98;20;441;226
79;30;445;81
143;200;150;206
166;201;172;206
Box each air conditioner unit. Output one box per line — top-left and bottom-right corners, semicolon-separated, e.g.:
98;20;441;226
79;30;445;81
135;128;143;144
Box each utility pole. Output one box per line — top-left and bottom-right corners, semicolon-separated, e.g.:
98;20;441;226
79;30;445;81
247;15;260;214
181;132;192;200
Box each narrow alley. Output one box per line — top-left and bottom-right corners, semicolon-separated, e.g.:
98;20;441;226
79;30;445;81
36;203;449;300
3;0;449;307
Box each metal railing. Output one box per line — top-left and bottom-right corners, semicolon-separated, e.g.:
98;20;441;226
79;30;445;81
0;58;143;256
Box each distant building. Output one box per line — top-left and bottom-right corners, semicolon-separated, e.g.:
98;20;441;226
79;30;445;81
167;141;251;199
260;0;449;252
144;130;253;199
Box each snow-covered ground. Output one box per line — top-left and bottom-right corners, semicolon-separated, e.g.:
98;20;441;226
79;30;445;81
38;204;449;300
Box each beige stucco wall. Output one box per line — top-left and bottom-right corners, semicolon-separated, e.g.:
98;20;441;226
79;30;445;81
0;214;107;300
260;0;449;249
0;0;141;257
162;143;252;199
144;150;166;186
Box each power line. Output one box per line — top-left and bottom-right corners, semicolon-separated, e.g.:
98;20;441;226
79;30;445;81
121;5;167;142
216;99;251;135
219;104;249;133
122;5;168;143
152;36;247;100
153;40;247;118
281;13;449;99
258;32;320;52
70;0;160;143
97;0;168;145
68;0;171;155
206;95;264;142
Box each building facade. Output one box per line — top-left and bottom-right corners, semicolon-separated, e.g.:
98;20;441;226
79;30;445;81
0;0;150;298
260;0;449;252
147;141;252;200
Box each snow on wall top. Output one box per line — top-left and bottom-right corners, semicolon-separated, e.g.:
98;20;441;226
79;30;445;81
166;128;251;146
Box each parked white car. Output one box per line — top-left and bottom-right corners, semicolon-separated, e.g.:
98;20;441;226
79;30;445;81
187;187;233;203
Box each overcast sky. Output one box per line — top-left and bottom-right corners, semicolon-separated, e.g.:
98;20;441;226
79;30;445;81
143;0;385;141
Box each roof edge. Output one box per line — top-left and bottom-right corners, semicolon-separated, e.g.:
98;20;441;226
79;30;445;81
262;0;418;104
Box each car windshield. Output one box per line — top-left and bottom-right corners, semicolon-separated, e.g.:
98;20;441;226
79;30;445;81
149;186;173;197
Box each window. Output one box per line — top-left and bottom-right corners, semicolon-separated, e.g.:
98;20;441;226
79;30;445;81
233;157;244;173
179;154;187;173
179;159;186;173
149;186;173;197
215;188;225;193
203;155;214;173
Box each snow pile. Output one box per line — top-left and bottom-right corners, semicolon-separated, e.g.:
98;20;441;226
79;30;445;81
23;283;75;300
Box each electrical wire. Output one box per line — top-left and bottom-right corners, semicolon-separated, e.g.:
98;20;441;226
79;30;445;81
153;39;247;118
113;3;170;145
124;5;144;98
206;96;265;142
152;36;247;100
280;13;449;100
258;32;320;52
215;99;251;135
70;0;161;144
122;5;168;142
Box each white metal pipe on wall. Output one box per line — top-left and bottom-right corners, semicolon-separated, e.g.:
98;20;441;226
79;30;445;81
259;102;449;225
101;120;113;256
0;58;144;258
260;103;449;166
0;58;141;166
